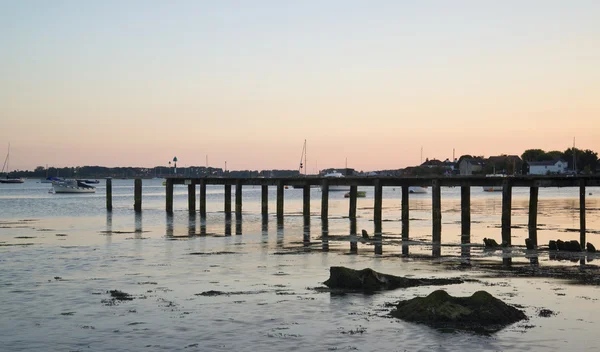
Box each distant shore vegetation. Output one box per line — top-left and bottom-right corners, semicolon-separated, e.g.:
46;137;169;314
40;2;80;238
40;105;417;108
2;148;598;179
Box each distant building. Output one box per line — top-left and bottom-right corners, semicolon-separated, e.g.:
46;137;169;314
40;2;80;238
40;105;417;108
527;160;569;175
486;155;523;175
459;158;484;175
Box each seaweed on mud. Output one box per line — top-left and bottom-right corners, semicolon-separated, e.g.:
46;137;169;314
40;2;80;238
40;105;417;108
101;290;135;306
188;251;238;255
538;308;556;317
14;236;36;239
195;289;271;296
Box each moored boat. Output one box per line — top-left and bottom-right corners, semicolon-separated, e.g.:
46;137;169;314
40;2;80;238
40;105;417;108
344;191;366;198
482;174;505;192
408;186;428;194
52;179;96;193
321;171;350;192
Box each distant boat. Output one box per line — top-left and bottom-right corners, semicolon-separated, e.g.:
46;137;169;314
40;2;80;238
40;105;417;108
321;171;350;192
408;186;428;194
483;174;504;192
52;179;96;193
77;179;99;184
0;144;24;184
344;191;366;198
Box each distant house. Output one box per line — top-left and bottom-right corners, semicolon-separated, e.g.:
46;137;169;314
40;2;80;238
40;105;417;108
459;158;484;175
420;158;443;168
486;155;523;175
527;160;569;175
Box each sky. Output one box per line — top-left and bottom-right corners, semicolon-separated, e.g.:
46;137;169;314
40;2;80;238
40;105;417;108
1;0;599;172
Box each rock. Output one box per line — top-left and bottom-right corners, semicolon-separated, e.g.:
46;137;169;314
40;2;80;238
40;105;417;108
587;242;596;253
549;240;557;250
525;238;535;250
390;290;526;333
565;240;582;252
483;238;500;248
556;240;566;251
323;267;463;293
361;229;369;239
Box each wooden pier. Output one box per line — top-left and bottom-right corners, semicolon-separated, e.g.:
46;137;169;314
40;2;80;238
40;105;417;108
108;175;600;256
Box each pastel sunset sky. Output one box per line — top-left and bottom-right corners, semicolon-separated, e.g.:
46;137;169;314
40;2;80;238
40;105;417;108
2;1;599;172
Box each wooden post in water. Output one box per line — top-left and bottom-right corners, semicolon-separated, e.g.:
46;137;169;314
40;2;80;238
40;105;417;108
374;180;382;225
276;180;284;221
401;185;409;255
432;180;442;244
224;184;232;215
261;184;268;218
199;180;206;217
501;179;512;246
106;178;113;211
348;185;357;219
188;183;196;213
580;179;586;250
321;179;329;219
166;179;173;214
134;179;142;212
303;184;310;220
235;180;242;218
460;186;470;244
528;186;539;247
350;218;357;253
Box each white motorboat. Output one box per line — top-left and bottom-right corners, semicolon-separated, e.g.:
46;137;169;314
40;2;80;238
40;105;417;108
321;171;350;192
408;186;428;194
52;179;96;193
482;174;505;192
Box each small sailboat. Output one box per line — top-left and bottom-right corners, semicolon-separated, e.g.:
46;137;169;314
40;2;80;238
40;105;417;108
0;144;24;184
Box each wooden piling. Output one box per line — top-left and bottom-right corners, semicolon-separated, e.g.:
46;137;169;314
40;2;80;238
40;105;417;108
303;184;310;220
188;183;196;213
276;180;284;220
401;185;409;256
321;179;329;219
432;180;441;244
528;186;538;247
106;178;112;211
501;179;512;246
235;180;242;218
460;186;470;244
134;179;142;212
374;180;382;225
199;180;206;217
580;179;586;250
261;184;268;217
166;179;173;214
348;185;357;219
224;184;232;215
350;218;357;253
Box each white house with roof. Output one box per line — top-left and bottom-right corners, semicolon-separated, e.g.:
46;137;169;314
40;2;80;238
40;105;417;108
527;160;569;175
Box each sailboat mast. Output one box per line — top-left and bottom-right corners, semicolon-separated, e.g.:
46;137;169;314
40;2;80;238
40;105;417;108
304;139;307;176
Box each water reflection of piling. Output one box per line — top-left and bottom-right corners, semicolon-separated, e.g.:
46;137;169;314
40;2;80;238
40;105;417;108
349;219;357;253
321;219;329;252
276;221;284;248
200;216;207;236
135;212;143;236
225;213;232;236
460;244;471;264
502;247;512;267
188;213;196;236
303;217;310;248
235;215;242;235
166;213;174;237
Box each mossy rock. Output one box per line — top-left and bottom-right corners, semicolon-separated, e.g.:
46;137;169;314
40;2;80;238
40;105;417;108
323;267;463;293
390;290;526;333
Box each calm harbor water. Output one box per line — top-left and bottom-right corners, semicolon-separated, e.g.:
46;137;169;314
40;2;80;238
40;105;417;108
1;179;600;351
